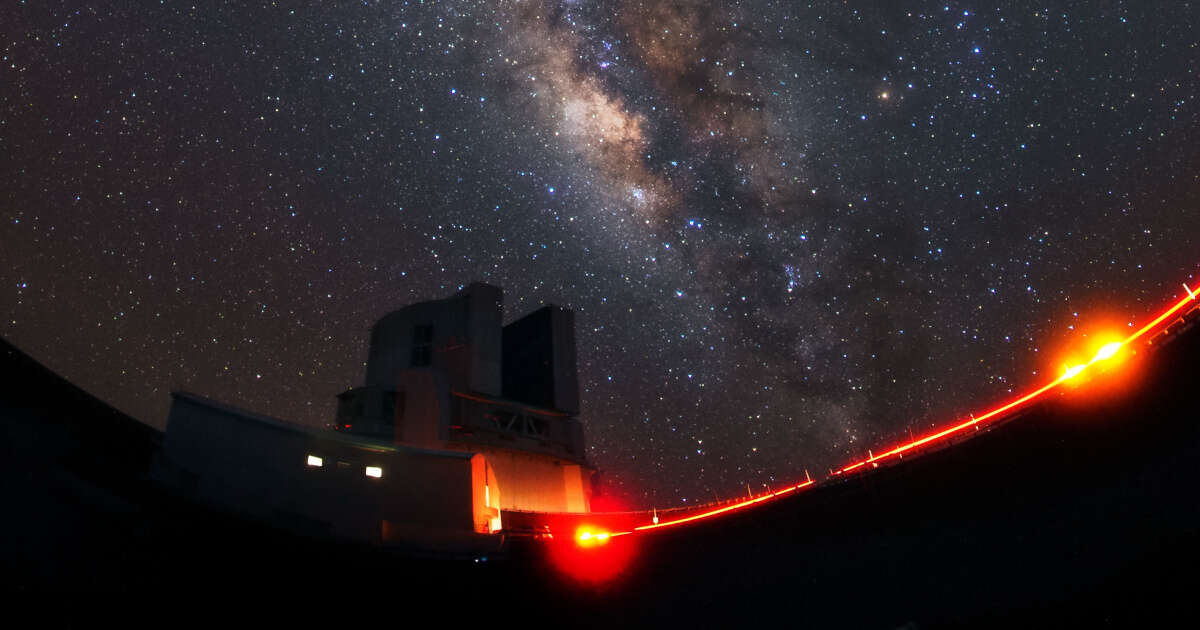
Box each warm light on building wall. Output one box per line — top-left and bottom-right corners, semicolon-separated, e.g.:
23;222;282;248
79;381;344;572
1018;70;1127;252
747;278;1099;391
365;466;383;478
306;455;323;467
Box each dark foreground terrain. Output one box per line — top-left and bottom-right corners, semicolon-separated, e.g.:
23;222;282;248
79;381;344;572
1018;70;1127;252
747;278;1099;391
3;320;1198;627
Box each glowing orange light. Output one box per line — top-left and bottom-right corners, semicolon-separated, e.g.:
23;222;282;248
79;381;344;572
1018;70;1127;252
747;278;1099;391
548;529;638;584
576;527;612;546
1063;364;1086;380
1093;341;1123;362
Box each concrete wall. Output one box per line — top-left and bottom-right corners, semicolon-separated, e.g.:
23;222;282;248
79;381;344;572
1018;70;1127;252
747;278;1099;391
364;283;502;396
394;369;448;448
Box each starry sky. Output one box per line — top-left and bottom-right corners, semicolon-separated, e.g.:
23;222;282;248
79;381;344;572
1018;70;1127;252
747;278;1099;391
3;1;1199;507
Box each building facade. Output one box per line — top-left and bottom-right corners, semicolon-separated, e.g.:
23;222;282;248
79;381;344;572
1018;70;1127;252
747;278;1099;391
155;392;503;552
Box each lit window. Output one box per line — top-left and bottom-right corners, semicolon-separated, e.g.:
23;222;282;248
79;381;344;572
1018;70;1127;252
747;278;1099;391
306;455;323;467
365;466;383;478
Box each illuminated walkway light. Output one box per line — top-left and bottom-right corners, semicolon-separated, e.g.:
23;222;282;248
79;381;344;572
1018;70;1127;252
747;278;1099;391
1093;341;1123;362
1062;364;1086;380
577;528;611;546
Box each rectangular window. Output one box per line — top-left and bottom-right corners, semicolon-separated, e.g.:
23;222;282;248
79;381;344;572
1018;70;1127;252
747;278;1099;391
306;455;323;467
411;324;433;366
365;466;383;478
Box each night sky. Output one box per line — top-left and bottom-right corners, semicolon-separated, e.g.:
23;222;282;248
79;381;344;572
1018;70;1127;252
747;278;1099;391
3;1;1199;506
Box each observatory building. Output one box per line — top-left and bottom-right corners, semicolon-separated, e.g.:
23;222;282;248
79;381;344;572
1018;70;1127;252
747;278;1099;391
334;283;593;514
154;283;592;551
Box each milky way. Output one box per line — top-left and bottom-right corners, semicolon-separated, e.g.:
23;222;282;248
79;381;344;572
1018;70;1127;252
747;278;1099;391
3;1;1199;506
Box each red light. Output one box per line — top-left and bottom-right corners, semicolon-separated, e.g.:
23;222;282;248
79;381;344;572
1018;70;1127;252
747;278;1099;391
576;527;612;546
1093;341;1122;362
589;492;630;513
1062;364;1087;380
546;527;637;585
633;481;816;533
